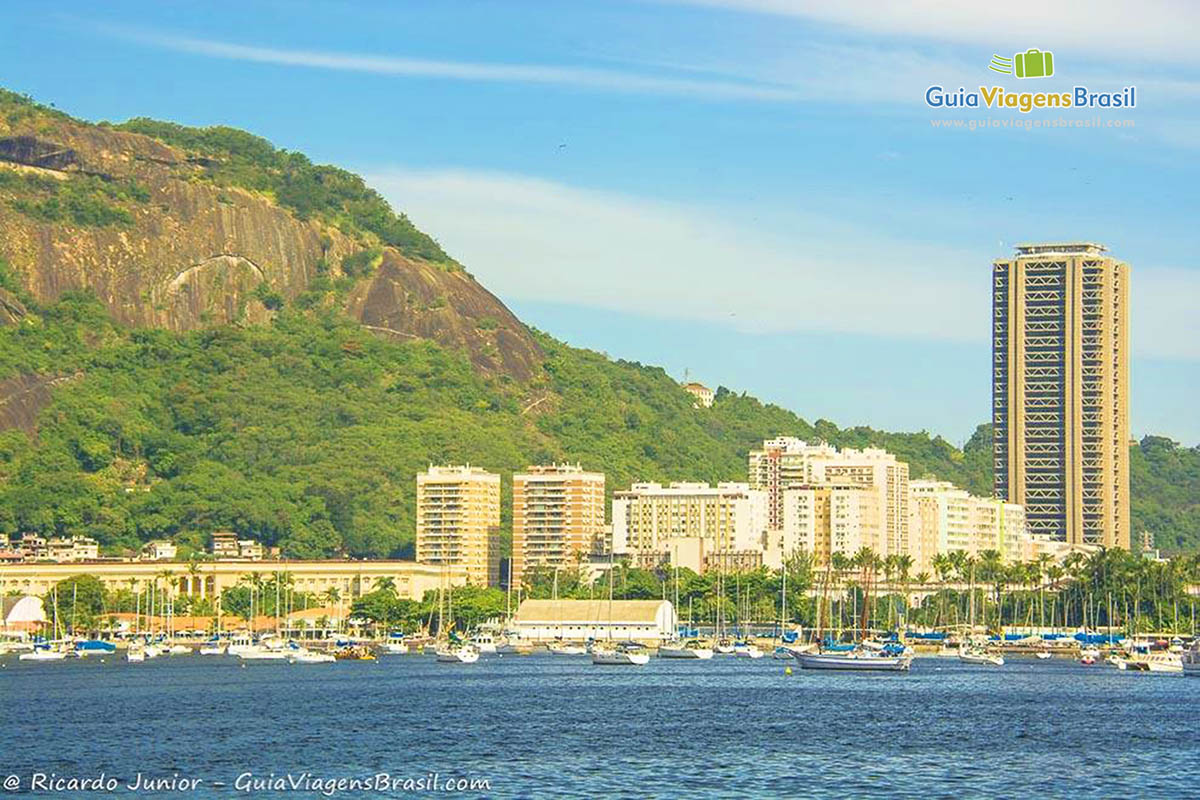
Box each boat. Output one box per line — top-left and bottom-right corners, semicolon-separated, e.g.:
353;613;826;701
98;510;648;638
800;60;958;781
236;636;291;661
1183;646;1200;676
381;641;409;655
18;647;68;662
592;641;650;666
958;646;1004;666
792;647;913;672
773;644;806;660
1141;651;1183;673
713;639;736;655
125;645;146;663
658;639;714;660
1035;650;1053;660
144;644;164;659
1080;647;1101;665
733;641;764;659
333;645;377;661
168;644;191;655
469;632;498;654
74;639;116;657
238;647;290;661
289;649;336;664
547;642;588;656
435;644;480;664
198;644;227;656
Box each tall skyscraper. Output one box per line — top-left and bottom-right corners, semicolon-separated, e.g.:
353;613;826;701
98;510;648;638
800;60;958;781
992;242;1130;549
512;463;606;587
416;465;501;586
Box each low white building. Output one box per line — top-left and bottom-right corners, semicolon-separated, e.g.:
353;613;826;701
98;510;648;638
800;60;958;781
2;595;46;635
141;540;178;561
511;599;676;642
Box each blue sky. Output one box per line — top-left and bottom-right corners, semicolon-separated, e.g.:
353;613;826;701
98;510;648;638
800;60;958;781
4;1;1198;446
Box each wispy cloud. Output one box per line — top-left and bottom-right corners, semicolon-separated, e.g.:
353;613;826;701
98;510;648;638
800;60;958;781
94;24;803;103
368;168;1199;361
663;1;1200;64
368;168;985;343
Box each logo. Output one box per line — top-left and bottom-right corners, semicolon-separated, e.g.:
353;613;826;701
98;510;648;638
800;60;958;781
989;49;1055;79
924;47;1135;113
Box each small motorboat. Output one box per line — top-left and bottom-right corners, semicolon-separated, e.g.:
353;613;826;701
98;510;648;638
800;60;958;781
125;645;146;663
1080;647;1101;665
1035;650;1053;660
168;644;191;655
198;645;227;656
547;642;588;656
333;645;377;661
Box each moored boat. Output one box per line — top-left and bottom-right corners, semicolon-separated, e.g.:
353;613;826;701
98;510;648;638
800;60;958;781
658;639;714;660
733;641;764;659
18;646;68;662
958;646;1004;667
289;649;336;664
1183;646;1200;676
592;641;650;666
792;647;912;672
435;644;479;664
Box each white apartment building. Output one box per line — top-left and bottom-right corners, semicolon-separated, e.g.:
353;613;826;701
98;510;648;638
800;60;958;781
612;482;767;571
908;479;1029;572
416;465;501;586
750;438;909;557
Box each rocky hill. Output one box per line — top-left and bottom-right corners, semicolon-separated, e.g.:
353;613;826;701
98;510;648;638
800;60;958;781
0;89;540;381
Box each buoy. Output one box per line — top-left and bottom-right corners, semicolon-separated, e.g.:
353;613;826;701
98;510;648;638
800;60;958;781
784;666;793;675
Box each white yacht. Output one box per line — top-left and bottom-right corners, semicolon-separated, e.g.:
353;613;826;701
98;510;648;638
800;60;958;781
469;632;498;654
436;644;480;664
958;646;1005;666
18;647;67;662
289;648;336;664
658;640;714;660
381;640;409;655
125;645;146;663
592;642;650;666
198;644;227;656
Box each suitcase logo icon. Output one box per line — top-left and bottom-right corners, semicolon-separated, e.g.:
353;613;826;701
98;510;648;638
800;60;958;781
989;49;1055;79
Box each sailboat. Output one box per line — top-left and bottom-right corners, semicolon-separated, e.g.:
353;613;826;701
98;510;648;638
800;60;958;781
658;639;714;659
592;550;648;666
958;643;1005;666
546;568;586;655
434;568;478;664
658;557;713;659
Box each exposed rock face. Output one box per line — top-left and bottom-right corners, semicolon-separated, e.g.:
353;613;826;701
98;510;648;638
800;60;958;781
0;372;79;433
0;118;542;378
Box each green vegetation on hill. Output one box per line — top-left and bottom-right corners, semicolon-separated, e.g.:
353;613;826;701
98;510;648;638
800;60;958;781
113;118;455;266
0;169;148;228
3;289;1194;558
